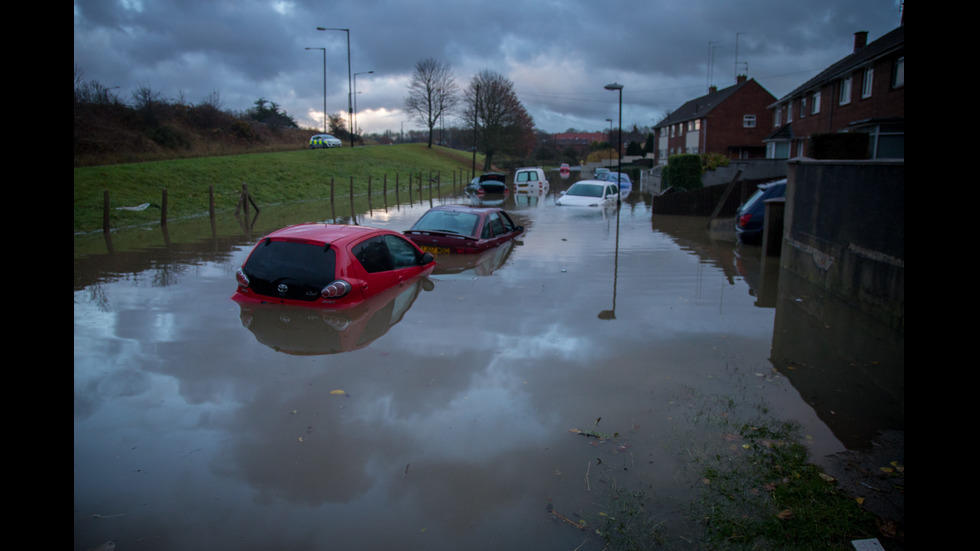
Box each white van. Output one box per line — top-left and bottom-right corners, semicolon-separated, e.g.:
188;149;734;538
513;167;549;191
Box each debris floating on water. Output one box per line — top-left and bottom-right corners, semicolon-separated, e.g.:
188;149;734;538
114;203;150;211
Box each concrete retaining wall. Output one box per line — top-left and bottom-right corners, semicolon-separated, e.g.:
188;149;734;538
782;159;904;329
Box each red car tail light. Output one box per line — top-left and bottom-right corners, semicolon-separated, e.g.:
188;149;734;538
321;279;352;298
236;268;250;288
738;213;752;228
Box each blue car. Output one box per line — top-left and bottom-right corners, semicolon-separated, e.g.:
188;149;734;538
595;171;632;199
735;179;787;244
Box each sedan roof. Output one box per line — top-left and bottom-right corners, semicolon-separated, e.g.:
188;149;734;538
263;223;382;246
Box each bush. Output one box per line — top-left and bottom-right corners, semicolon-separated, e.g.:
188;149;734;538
701;152;729;171
147;125;191;149
664;154;702;190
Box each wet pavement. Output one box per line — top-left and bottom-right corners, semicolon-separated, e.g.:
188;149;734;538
74;173;903;550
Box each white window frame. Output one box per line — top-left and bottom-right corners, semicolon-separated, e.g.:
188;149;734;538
811;90;821;114
839;76;852;105
743;114;756;128
862;66;874;98
892;56;904;88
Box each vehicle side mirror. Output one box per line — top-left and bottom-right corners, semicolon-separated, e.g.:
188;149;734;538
420;252;435;265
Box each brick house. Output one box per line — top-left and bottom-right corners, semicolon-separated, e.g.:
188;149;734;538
653;76;776;164
551;132;606;155
765;24;904;159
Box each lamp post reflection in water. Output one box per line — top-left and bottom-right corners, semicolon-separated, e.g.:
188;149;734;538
598;204;620;320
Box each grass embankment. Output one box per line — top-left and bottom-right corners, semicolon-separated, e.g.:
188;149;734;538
73;143;484;234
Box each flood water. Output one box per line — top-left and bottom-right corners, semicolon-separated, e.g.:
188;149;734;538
74;171;903;550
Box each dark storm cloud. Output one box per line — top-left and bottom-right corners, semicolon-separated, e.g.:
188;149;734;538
74;0;903;133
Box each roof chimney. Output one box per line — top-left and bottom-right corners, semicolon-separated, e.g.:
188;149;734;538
736;75;747;84
853;31;868;52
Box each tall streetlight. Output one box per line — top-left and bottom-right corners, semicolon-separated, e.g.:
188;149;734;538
316;26;353;147
304;47;327;133
604;83;623;204
353;70;373;139
601;83;624;320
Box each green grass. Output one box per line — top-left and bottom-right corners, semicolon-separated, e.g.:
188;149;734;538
691;414;880;550
565;393;883;551
73;144;484;234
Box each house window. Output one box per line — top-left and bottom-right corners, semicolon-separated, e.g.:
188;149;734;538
839;76;852;105
799;97;806;118
811;91;821;114
743;114;756;128
786;100;793;123
774;106;781;126
892;56;904;88
862;66;874;98
766;141;790;159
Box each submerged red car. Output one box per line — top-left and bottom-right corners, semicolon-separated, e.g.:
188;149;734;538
403;205;523;255
232;223;435;308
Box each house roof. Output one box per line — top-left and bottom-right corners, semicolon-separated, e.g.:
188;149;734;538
764;123;794;142
776;24;904;103
655;78;757;128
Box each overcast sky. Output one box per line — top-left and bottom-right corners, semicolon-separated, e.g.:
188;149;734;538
74;0;903;135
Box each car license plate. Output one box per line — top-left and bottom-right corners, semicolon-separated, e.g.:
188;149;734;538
421;245;449;255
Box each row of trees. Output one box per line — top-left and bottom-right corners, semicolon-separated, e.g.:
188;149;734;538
404;59;534;170
75;65;299;130
74;65;309;165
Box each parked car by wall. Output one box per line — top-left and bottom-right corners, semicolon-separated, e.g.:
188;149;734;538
735;179;787;244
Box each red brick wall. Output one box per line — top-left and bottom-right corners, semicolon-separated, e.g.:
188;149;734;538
791;52;904;146
704;80;776;158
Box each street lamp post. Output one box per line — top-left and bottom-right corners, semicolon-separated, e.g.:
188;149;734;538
316;27;353;147
304;47;327;133
604;83;623;203
601;83;624;319
353;70;373;138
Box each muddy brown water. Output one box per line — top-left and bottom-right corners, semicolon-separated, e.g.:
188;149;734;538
74;173;902;550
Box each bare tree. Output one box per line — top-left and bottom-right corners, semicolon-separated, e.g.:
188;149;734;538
462;70;534;170
405;58;458;148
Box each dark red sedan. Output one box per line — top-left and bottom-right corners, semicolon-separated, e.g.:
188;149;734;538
403;205;524;255
232;223;434;308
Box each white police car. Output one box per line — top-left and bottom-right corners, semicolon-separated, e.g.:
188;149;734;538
309;134;343;149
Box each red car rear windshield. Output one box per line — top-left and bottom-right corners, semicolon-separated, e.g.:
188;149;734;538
243;240;337;300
